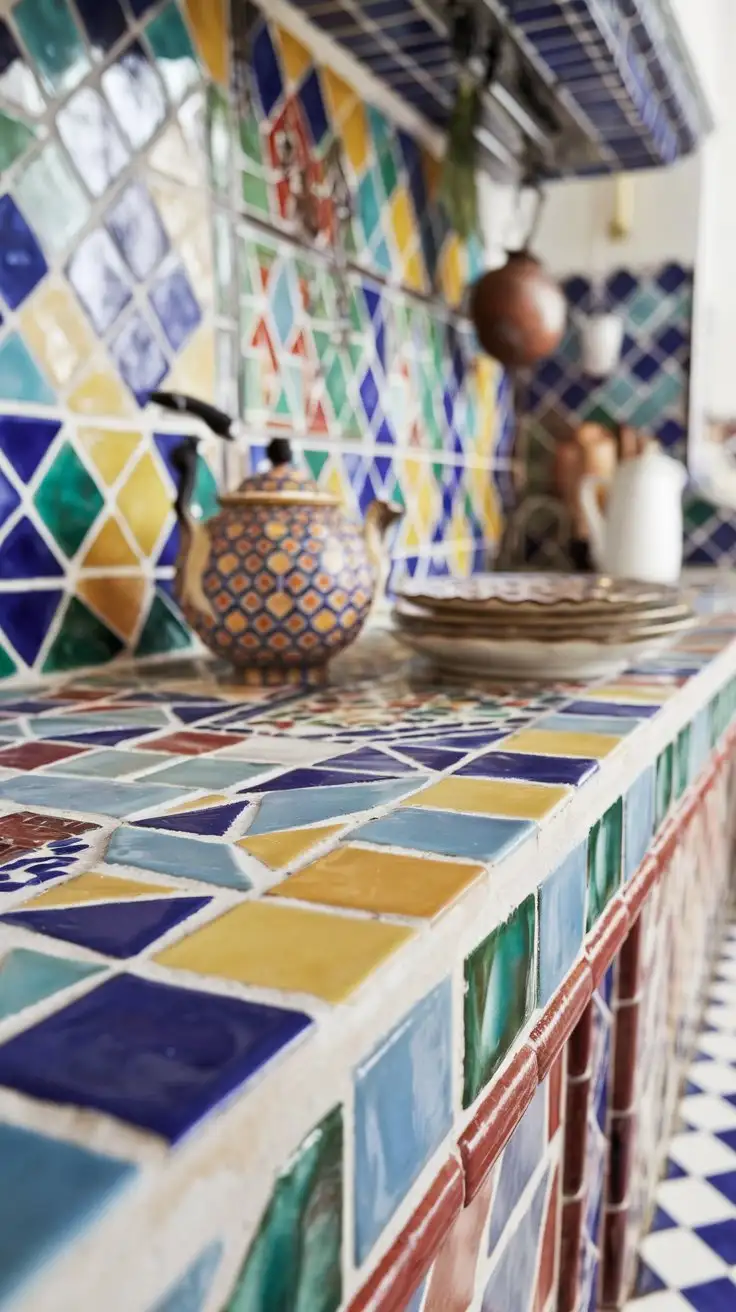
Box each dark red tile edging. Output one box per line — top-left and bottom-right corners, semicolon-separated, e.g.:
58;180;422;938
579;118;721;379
347;1156;464;1312
530;958;593;1081
585;896;630;987
459;1044;538;1203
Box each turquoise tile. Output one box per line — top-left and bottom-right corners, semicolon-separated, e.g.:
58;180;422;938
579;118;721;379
538;714;643;736
145;758;268;789
482;1165;550;1306
674;725;691;800
0;948;103;1021
655;744;674;829
228;1106;343;1312
587;798;623;930
352;807;533;862
152;1242;223;1312
28;709;171;733
0;334;56;405
0;775;195;818
488;1081;546;1252
623;767;655;881
106;826;252;890
146;3;199;103
354;981;452;1262
0;1121;134;1305
538;844;586;1004
13;0;89;94
245;778;425;836
463;894;537;1107
43;749;174;778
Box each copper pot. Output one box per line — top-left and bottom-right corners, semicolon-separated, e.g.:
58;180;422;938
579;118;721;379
470;249;567;368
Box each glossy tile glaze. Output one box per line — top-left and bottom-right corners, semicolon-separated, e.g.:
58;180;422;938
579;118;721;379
464;893;537;1107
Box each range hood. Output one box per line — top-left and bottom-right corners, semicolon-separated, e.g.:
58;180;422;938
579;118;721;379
295;0;713;178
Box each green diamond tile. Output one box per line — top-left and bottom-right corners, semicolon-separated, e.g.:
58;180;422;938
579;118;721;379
43;597;124;674
15;142;88;256
239;109;263;165
242;168;270;214
0;109;36;172
463;893;536;1107
684;496;716;532
135;591;192;658
358;172;381;245
378;148;398;203
13;0;90;95
629;372;684;429
191;456;219;521
146;3;199;103
586;797;622;930
325;356;349;418
626;286;663;329
0;643;16;680
305;449;329;480
34;442;104;560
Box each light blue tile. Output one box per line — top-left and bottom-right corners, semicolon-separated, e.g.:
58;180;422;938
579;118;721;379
488;1082;546;1253
354;980;452;1263
0;948;103;1021
623;766;655;881
0;775;193;818
482;1165;550;1312
145;758;268;789
538;714;643;736
27;709;170;733
106;826;251;890
42;749;173;778
403;1276;429;1312
151;1241;223;1312
352;808;534;862
538;844;587;1004
246;778;425;836
0;1121;135;1305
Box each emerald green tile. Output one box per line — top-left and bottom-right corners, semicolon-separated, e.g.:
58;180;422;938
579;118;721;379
655;744;674;828
207;85;231;195
675;725;691;798
191;455;219;521
304;449;329;480
463;893;536;1108
0;109;35;172
15;143;88;256
239;109;262;165
0;334;55;405
13;0;89;95
0;949;103;1022
227;1105;343;1312
242;168;270;214
378;147;398;201
146;3;199;102
325;356;349;417
358;172;381;244
0;644;17;680
43;597;124;674
34;442;104;559
586;797;623;931
135;592;192;658
684;496;717;532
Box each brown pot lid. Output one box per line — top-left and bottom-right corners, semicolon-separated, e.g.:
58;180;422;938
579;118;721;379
221;440;339;507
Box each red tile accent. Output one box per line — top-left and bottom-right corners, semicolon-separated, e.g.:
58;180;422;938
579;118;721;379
607;1110;636;1206
558;1193;585;1312
424;1166;495;1312
137;730;247;755
612;1000;640;1113
599;1205;628;1308
530;960;593;1082
562;1075;590;1196
617;914;642;1002
585;897;630;988
567;999;594;1079
0;809;97;862
548;1051;563;1140
347;1156;464;1312
534;1166;560;1312
624;855;659;923
459;1044;539;1204
0;742;89;770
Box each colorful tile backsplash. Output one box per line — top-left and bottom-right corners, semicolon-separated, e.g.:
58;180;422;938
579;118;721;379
0;0;511;680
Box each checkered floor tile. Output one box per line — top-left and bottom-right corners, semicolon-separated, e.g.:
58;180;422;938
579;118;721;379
628;927;736;1309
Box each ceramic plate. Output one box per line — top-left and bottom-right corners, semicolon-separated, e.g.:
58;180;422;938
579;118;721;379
393;597;694;634
394;628;683;681
398;573;683;617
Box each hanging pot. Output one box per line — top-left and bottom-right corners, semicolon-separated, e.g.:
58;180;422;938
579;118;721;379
470;184;566;369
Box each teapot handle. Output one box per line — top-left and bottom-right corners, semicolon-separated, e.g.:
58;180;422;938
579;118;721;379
149;391;235;440
579;474;608;570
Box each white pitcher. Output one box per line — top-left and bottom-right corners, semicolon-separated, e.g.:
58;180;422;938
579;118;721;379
579;445;687;584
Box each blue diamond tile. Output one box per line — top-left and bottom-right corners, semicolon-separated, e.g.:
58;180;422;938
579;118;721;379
710;1172;736;1207
0;588;62;666
0;1122;135;1306
683;1278;736;1311
649;1205;677;1232
696;1220;736;1265
606;269;639;303
138;800;248;837
1;897;211;959
0;466;20;529
109;310;168;404
298;68;328;144
106;180;169;280
0;518;63;580
657;262;688;294
0;194;47;309
360;369;380;422
253;24;282;116
149;262;201;352
0;973;312;1142
75;0;127;54
635;1258;666;1297
0;415;60;483
457;750;598;787
67;228;132;334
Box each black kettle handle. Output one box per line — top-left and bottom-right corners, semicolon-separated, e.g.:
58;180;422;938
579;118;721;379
149;390;235;440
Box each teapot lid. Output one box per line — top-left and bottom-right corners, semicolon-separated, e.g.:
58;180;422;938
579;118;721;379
220;438;339;508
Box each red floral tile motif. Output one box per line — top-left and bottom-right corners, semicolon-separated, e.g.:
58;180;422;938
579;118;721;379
0;810;98;863
138;731;247;755
0;742;89;771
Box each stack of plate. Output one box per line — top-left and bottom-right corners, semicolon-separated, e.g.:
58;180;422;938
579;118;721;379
393;573;695;679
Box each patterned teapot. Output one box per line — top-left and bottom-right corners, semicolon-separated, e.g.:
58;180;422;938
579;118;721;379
150;392;402;684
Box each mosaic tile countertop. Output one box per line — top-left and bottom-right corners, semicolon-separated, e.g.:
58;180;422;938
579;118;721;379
0;618;733;1311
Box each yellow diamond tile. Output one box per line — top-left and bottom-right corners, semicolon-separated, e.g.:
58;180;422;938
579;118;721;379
585;684;676;704
117;453;172;558
82;516;139;568
184;0;228;85
164;323;216;401
341;103;370;175
390;187;415;256
270;844;483;919
404;249;427;294
166;793;230;813
323;67;357;126
77;427;142;487
474;358;498;460
19;278;94;389
155;900;414;1004
407;776;569;820
502;729;622;760
276;26;311;87
77;576;147;642
26;871;170;909
67;355;134;416
238;822;345;870
439;235;463;307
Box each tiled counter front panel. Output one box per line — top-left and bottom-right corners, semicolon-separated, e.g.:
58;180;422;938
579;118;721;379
0;0;512;682
0;619;731;1308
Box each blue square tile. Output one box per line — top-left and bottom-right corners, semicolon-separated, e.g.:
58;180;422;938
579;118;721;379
457;750;598;787
696;1220;736;1265
562;700;659;719
106;180;169;280
538;843;587;1004
149;262;201;352
623;765;655;880
109;310;168;404
0;973;312;1142
0;194;47;309
352;807;534;862
482;1165;551;1309
488;1081;546;1252
354;980;452;1262
683;1278;736;1311
0;1121;135;1305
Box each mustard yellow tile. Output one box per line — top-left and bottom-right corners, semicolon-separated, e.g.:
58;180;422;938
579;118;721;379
155;900;414;1003
276;26;311;87
404;248;427;293
164;323;215;402
270;844;483;919
19;279;95;389
77;427;141;487
167;793;230;814
586;684;676;704
439;234;463;307
341;103;370;175
323;67;357;126
77;576;147;642
27;871;169;909
67;355;134;416
117;453;171;557
407;776;569;820
82;516;139;568
502;729;621;759
184;0;228;85
391;187;415;256
238;823;345;870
